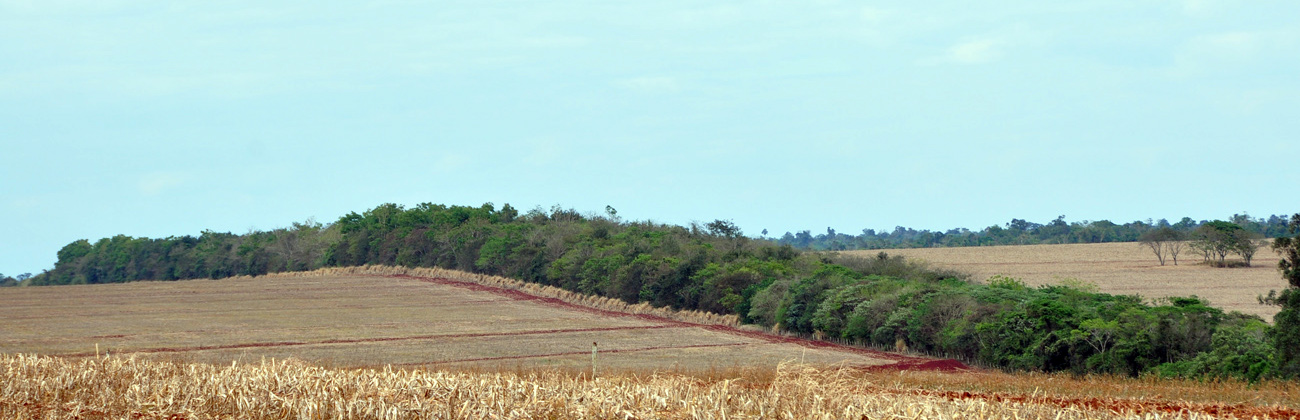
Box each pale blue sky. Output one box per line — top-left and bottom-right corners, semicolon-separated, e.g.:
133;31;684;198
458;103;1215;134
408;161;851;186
3;0;1298;276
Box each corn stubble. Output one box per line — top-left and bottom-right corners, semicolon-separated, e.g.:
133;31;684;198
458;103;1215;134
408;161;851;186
3;354;1232;420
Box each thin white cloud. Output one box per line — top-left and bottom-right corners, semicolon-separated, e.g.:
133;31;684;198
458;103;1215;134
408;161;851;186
9;196;43;210
919;38;1002;65
1198;32;1262;54
0;0;145;15
1232;89;1278;115
138;172;186;196
1180;0;1216;16
860;7;890;23
616;76;680;94
135;72;284;98
520;35;590;49
1171;30;1299;78
432;154;470;173
522;138;564;167
949;39;1001;64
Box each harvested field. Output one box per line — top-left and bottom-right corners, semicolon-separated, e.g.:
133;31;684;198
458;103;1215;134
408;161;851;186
0;266;923;371
4;354;1297;419
844;242;1287;320
7;267;1300;418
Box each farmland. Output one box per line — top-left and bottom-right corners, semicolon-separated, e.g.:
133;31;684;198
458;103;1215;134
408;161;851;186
5;266;1300;418
29;203;1293;378
5;354;1299;419
0;266;908;370
844;242;1287;320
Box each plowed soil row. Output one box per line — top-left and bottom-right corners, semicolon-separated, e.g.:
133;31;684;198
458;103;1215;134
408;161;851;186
0;300;513;321
56;324;688;358
391;275;963;370
73;322;408;341
13;323;414;344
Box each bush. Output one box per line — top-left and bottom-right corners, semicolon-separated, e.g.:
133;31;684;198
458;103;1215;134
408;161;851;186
1154;317;1277;382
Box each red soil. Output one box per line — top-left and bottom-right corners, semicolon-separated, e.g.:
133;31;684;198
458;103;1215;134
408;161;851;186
862;358;971;372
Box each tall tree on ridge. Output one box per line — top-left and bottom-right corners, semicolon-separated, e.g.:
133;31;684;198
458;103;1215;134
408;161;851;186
1269;213;1300;377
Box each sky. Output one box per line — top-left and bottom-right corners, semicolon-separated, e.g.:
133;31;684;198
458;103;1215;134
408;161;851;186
2;0;1298;276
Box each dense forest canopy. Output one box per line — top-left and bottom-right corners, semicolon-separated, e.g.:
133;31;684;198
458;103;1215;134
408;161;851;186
776;214;1291;250
12;203;1300;380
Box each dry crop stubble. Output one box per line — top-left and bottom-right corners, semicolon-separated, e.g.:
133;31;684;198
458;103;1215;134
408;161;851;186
844;242;1287;320
6;354;1294;419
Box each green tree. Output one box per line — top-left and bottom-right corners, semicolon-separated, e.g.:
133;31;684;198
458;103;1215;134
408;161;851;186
705;219;742;238
1191;221;1253;266
1269;213;1300;377
1233;229;1262;266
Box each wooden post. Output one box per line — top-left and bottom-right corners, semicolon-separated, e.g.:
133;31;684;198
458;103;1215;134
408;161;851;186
591;342;598;379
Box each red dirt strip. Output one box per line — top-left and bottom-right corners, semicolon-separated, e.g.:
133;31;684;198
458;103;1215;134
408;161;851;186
54;324;687;358
388;275;962;369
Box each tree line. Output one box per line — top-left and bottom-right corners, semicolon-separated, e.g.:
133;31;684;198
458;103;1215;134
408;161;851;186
0;272;31;287
16;203;1300;380
778;214;1290;251
1139;221;1267;267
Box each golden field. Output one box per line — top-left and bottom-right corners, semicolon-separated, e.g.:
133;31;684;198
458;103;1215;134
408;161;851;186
844;242;1288;320
3;354;1298;419
0;266;897;370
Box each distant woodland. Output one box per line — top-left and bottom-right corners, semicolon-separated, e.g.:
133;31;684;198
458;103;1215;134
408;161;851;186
774;214;1291;250
15;204;1300;380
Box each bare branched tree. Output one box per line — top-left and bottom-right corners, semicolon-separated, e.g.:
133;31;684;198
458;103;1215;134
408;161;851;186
1139;227;1184;266
1166;240;1185;265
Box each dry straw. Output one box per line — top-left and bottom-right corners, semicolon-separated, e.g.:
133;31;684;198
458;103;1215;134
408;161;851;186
0;354;1230;419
